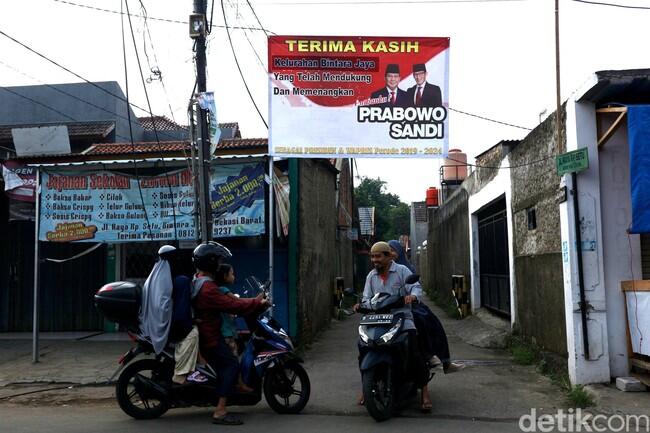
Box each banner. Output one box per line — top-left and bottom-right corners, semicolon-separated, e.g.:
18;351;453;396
2;161;36;202
210;163;265;237
40;169;196;242
269;36;449;158
197;92;222;157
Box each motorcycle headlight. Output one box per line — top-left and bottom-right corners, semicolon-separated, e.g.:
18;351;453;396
379;319;403;345
358;325;370;344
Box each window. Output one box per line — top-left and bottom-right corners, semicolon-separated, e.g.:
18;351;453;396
527;208;537;230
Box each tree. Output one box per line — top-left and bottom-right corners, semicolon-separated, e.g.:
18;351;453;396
354;177;409;241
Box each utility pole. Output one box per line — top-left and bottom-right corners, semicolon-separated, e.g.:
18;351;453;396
192;0;212;242
554;0;562;148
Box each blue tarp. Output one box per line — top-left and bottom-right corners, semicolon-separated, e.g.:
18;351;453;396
628;105;650;234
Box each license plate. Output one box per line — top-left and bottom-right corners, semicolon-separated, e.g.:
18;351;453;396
360;314;394;325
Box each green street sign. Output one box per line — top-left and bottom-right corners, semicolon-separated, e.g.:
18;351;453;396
556;148;589;176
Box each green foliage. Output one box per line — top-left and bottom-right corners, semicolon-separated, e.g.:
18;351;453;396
512;346;537;365
507;336;539;365
354;177;409;240
566;384;595;408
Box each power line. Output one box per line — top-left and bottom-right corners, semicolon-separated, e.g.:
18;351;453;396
221;0;269;129
125;0;179;242
137;0;178;124
226;0;267;72
446;154;555;170
50;0;275;32
0;29;189;142
0;60;145;143
245;0;270;37
447;107;532;130
0;28;153;114
240;0;530;4
121;0;154;241
571;0;650;10
0;86;77;122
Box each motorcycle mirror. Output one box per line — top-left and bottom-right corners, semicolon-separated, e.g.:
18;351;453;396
405;274;420;285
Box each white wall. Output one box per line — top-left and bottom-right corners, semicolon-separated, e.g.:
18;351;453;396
598;117;643;378
560;98;611;384
468;156;516;326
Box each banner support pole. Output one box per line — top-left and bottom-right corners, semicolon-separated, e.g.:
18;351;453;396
32;169;41;364
268;156;274;317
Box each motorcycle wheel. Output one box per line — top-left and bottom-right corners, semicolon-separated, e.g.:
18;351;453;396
362;366;393;422
263;361;311;414
116;359;169;420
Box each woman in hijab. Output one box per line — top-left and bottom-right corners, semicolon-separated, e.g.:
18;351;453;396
387;240;463;412
388;240;415;273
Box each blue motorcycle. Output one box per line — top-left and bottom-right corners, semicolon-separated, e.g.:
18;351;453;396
95;278;310;419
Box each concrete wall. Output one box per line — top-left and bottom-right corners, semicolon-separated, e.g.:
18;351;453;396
426;188;470;304
297;159;338;344
598;116;642;378
467;157;516;325
335;160;354;289
561;99;612;384
509;111;567;355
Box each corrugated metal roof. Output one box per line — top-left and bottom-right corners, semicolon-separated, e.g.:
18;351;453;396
0;121;115;143
27;154;267;168
83;138;268;156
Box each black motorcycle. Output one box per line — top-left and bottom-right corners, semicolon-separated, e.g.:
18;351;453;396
353;274;432;422
95;278;310;419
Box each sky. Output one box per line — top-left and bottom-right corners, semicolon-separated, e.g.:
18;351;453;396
1;0;649;203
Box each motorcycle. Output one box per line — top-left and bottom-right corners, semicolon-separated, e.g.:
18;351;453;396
94;277;310;420
353;274;432;422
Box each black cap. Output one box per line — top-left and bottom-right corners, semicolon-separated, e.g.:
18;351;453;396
385;64;400;75
413;63;426;73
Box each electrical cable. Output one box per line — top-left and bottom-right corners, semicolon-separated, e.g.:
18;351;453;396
221;0;269;129
138;0;178;124
0;61;145;143
226;0;267;73
121;0;154;241
447;107;532;131
0;86;77;122
208;0;216;34
125;0;179;242
571;0;650;10
50;0;275;32
245;0;270;37
239;0;530;4
0;28;156;115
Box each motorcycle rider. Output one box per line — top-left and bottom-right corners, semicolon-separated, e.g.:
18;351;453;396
192;241;270;425
354;241;429;406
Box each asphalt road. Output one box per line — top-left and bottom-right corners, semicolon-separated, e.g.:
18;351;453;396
0;404;527;433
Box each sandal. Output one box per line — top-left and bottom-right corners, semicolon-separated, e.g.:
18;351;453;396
187;371;208;383
212;414;244;425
